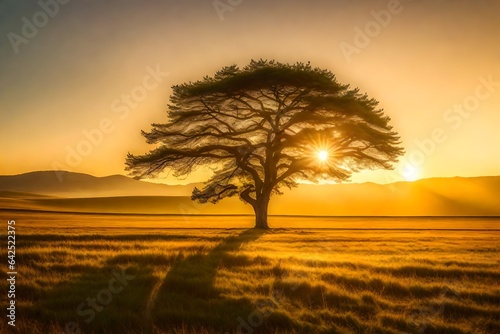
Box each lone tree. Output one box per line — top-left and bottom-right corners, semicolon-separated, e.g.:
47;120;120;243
126;60;403;228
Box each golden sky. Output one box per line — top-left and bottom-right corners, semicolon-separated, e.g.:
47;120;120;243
1;0;499;184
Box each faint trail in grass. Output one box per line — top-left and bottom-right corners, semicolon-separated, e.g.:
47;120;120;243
145;270;170;332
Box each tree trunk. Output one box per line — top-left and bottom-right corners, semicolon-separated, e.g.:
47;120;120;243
254;195;270;229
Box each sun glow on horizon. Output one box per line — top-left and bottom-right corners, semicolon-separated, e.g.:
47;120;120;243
403;164;420;182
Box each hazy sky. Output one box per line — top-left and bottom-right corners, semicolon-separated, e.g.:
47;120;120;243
1;0;499;184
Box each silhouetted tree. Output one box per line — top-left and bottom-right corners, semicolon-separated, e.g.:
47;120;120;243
126;60;403;228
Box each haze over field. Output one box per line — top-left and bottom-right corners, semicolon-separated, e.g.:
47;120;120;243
1;171;499;216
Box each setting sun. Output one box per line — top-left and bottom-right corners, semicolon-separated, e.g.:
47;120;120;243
318;150;329;162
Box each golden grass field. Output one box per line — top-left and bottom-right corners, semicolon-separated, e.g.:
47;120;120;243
1;210;499;334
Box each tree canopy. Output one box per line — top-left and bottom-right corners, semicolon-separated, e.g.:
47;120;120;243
126;60;404;228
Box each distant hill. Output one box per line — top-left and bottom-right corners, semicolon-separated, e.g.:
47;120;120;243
0;171;195;197
0;171;499;216
270;176;500;216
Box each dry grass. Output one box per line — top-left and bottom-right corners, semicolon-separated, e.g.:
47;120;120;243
0;212;498;333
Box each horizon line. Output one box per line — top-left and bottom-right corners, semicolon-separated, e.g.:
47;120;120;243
2;169;500;187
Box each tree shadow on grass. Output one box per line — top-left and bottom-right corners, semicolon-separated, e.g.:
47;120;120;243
19;247;159;333
151;228;267;333
21;230;267;334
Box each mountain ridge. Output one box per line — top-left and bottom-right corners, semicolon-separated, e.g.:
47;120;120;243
0;170;196;197
1;171;499;216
